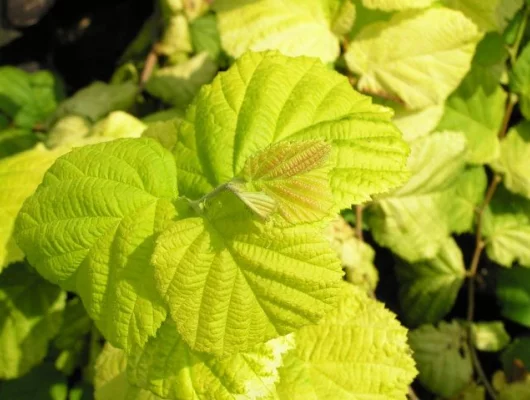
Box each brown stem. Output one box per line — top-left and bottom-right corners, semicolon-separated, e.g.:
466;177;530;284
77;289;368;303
469;338;498;399
139;45;159;90
407;387;420;400
355;204;364;241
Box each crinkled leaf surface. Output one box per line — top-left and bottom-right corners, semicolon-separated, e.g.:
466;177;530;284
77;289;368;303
496;267;530;326
483;185;530;267
362;0;435;11
437;65;505;164
491;122;530;199
128;318;293;400
152;191;343;356
511;44;530;120
0;362;67;400
471;321;510;352
94;344;163;400
214;0;345;63
240;140;335;224
146;53;218;110
443;0;523;32
0;145;66;271
0;263;66;379
345;8;482;109
367;132;485;261
175;51;409;207
276;283;416;400
396;237;466;327
409;321;473;398
15;139;179;352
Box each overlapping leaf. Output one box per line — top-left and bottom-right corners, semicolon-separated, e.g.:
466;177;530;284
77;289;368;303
15;139;178;352
491;122;530;199
94;344;164;400
437;65;505;164
346;8;482;109
213;0;350;63
239;140;335;224
483;185;530;267
443;0;523;32
409;321;473;398
175;51;410;207
152;191;343;356
0;145;66;271
367;132;486;261
145;53;218;110
0;263;66;379
396;237;466;327
276;283;416;399
127;319;293;400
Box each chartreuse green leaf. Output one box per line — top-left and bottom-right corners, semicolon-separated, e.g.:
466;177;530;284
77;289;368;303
0;362;68;400
127;319;293;400
175;51;410;206
471;321;510;351
46;115;92;149
94;344;163;400
392;104;444;142
491;122;530;199
53;81;137;122
361;0;434;11
0;145;66;271
443;0;523;32
152;190;343;356
142;120;180;151
483;185;530;267
0;263;66;379
213;0;348;63
437;65;506;164
239;140;335;224
90;111;146;139
396;237;466;327
15;139;179;353
276;283;416;399
409;321;473;398
367;132;486;261
511;44;530;120
496;267;530;326
455;384;486;400
145;53;218;110
326;217;379;293
345;8;482;109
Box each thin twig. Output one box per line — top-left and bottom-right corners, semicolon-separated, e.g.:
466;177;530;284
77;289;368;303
139;45;159;90
355;204;364;241
469;340;498;399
